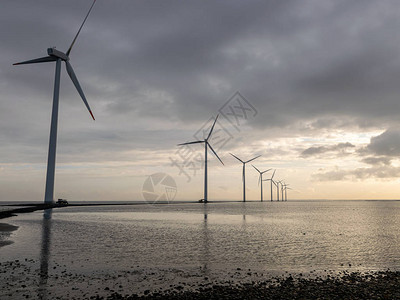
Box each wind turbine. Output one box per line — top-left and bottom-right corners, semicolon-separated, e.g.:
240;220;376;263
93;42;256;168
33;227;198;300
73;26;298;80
252;165;271;202
283;184;290;201
178;115;224;203
230;153;261;202
275;180;280;201
285;186;292;201
263;169;276;201
13;1;97;204
279;181;285;202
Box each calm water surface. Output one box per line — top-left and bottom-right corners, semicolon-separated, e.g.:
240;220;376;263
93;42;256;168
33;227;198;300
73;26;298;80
1;201;399;275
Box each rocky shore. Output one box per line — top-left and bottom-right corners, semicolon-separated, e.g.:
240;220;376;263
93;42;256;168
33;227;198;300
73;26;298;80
102;271;400;300
0;256;399;299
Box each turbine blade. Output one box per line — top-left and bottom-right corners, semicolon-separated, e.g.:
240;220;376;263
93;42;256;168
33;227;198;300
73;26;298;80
245;155;261;163
271;169;276;179
262;168;272;174
230;153;244;163
13;56;57;65
252;164;261;173
206;114;219;140
65;61;95;120
177;140;204;146
208;143;224;165
66;0;97;56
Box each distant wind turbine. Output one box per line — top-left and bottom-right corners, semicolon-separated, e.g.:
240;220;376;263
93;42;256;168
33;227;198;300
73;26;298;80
280;181;285;201
230;153;261;202
252;165;271;202
283;184;290;201
275;180;280;201
263;169;276;201
285;186;292;201
13;1;97;204
178;115;224;203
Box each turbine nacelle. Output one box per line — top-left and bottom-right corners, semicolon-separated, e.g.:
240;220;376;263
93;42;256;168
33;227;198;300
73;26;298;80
47;48;69;61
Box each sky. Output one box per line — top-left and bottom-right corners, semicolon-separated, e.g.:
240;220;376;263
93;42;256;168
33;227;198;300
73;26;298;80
2;0;400;202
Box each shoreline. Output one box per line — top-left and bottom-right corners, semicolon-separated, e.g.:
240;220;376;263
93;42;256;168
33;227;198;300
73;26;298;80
0;200;242;220
109;270;400;299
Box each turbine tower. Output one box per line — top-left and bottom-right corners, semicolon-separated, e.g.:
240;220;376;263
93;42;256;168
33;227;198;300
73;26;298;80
230;153;261;202
14;1;97;204
275;180;280;201
252;165;271;202
263;169;276;201
178;115;224;203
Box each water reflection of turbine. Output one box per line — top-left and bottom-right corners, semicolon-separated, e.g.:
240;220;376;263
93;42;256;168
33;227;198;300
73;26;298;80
200;205;210;276
38;209;52;300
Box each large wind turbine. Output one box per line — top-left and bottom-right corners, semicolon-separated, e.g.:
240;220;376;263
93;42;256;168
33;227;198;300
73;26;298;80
230;153;261;202
252;165;271;202
14;1;97;204
263;169;276;201
178;115;224;203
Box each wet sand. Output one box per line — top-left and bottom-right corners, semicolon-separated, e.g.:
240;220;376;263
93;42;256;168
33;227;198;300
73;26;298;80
0;223;18;248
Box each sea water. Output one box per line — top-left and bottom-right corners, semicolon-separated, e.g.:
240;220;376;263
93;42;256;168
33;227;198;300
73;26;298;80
1;200;399;275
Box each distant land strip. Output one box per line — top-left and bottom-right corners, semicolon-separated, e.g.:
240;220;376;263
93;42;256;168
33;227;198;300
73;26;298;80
0;200;243;220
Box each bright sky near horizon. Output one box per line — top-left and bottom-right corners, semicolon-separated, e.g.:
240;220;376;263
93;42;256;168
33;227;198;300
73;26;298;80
2;0;400;202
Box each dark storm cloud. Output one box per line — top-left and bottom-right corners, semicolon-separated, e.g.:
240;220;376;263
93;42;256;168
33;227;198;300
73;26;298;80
363;129;400;157
3;0;400;165
301;142;355;158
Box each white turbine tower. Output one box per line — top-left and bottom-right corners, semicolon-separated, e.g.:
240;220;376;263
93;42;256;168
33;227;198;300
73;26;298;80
252;165;271;202
178;115;224;203
263;169;276;201
13;1;97;204
230;153;261;202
